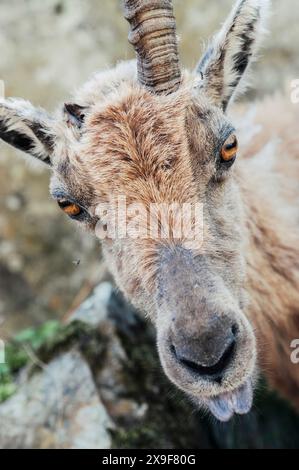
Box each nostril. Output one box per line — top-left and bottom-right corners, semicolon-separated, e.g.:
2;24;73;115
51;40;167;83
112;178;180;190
171;338;236;382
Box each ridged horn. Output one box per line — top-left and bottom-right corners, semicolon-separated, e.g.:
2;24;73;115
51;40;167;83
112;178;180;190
124;0;181;95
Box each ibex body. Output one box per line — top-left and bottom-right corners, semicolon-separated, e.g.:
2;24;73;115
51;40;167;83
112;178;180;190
1;0;298;421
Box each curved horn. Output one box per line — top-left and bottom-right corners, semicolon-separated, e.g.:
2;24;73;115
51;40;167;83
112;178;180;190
124;0;181;95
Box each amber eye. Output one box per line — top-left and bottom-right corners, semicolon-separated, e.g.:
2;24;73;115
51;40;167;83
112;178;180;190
57;199;82;217
221;134;238;162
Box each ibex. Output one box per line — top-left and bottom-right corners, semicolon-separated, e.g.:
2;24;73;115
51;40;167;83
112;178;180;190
1;0;299;422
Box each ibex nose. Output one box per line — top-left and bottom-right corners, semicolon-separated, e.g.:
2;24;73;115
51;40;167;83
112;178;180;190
170;318;237;382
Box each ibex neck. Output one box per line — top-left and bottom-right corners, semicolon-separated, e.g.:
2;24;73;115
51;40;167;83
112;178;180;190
239;168;299;402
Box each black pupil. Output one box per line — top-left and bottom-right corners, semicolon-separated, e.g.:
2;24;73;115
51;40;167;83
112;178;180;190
58;200;71;208
225;138;237;151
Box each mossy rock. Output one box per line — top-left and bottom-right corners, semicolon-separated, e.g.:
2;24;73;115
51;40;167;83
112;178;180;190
0;319;105;403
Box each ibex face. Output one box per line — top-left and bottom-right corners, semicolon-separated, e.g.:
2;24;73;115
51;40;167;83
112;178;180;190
0;0;269;421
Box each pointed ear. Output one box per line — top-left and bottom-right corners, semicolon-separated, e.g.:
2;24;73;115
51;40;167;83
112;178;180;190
0;98;55;165
196;0;269;111
63;103;87;130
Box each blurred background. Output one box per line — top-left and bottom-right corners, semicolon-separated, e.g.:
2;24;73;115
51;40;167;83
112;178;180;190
0;0;298;336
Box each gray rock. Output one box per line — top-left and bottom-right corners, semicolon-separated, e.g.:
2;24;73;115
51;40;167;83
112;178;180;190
69;282;113;326
0;350;113;449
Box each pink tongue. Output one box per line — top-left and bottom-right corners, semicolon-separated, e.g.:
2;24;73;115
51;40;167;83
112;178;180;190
205;380;253;422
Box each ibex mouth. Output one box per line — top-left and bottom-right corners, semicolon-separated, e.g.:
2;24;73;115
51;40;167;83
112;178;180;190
204;379;253;422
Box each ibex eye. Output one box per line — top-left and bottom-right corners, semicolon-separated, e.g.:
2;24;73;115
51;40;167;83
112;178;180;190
57;199;82;217
221;134;238;163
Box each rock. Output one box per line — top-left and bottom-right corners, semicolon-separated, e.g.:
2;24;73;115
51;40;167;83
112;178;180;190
0;350;113;449
69;282;113;326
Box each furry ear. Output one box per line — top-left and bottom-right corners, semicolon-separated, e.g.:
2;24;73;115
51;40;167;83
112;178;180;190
196;0;269;111
0;98;54;165
63;103;87;129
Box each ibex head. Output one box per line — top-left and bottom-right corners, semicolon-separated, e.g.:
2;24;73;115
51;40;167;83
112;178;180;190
0;0;269;421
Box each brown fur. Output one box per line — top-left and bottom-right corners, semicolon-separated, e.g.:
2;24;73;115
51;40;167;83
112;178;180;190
238;96;299;406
